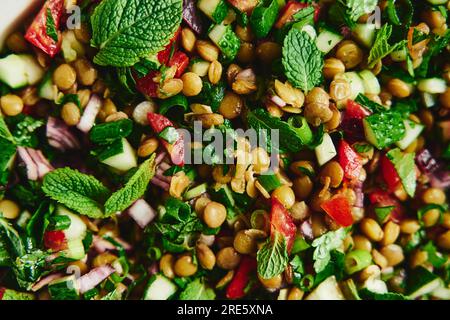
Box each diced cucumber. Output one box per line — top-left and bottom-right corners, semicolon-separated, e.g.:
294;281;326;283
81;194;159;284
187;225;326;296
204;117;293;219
407;266;441;299
0;54;27;88
305;276;345;300
190;59;210;77
315;133;336;166
343;72;365;100
421;92;437;108
62;238;86;260
352;23;377;48
390;47;407;62
363;111;406;149
431;285;450;300
301;25;317;40
208;23;241;59
417;78;447;94
184;183;208;200
315;29;343;54
101;138;137;172
143;274;177;300
340;279;361;300
61;30;85;63
198;0;229;23
210;183;235;208
361;277;388;294
395;120;424;150
48;275;80;300
38;72;58;101
19;55;45;85
359;70;380;95
56;206;87;241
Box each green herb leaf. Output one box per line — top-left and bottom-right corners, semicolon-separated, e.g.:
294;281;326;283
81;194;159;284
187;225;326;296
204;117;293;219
359;288;408;300
250;0;280;39
422;241;447;268
386;148;416;197
345;0;378;22
315;250;345;285
179;278;215;300
104;154;156;215
0;217;25;265
42;168;111;218
90;119;133;145
311;228;348;273
46;8;59;42
158;126;179;144
90;0;183;67
374;206;395;224
257;231;289;279
367;24;406;68
282;28;323;92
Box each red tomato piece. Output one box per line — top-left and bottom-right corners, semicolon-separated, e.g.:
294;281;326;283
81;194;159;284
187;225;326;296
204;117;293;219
226;256;257;299
25;0;64;57
168;52;190;78
0;287;5;300
270;197;297;252
369;189;406;223
275;1;320;29
227;0;259;13
346;100;371;120
135;70;159;98
147;112;185;166
338;140;362;181
44;230;67;251
321;194;354;227
341;100;372;142
380;154;401;192
157;27;181;65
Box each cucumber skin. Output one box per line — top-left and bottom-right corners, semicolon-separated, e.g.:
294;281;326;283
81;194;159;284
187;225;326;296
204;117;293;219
143;274;177;300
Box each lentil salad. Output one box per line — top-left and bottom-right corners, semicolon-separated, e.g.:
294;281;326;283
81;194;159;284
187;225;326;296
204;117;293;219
0;0;449;301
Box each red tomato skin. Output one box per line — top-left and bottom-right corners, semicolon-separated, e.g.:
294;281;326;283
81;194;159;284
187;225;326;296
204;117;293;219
380;154;401;192
25;0;64;57
147;113;185;166
275;1;320;29
226;256;257;299
270;197;297;252
0;287;5;300
44;230;67;251
157;27;181;65
341;100;372;142
135;70;159;98
346;100;371;119
227;0;259;13
369;189;406;223
338;140;362;181
168;52;189;78
321;194;354;227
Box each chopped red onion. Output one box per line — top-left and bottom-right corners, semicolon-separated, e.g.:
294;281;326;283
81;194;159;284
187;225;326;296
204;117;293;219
77;265;115;294
47;117;80;151
77;94;102;133
198;234;215;247
430;170;450;189
300;219;313;240
17;147;38;180
270;95;287;108
31;273;63;292
415;149;439;174
17;147;53;180
127;199;157;228
92;235;132;253
151;176;170;190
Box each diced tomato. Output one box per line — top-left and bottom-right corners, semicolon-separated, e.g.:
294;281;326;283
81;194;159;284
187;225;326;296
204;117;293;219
346;100;371;119
157;27;181;65
341;100;372;142
25;0;64;57
321;194;354;227
135;70;159;98
274;1;320;29
380;154;401;192
227;0;259;13
168;52;189;78
44;230;67;251
0;287;5;300
226;256;257;299
270;197;297;252
147;113;185;166
338;140;362;181
369;189;406;223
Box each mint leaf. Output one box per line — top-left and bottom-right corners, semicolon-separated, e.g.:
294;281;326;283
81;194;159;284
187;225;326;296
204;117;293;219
179;278;215;300
311;228;347;273
386;148;416;197
346;0;377;22
257;231;289;279
359;288;408;300
0;217;25;264
282;28;323;92
104;154;156;215
367;24;406;68
46;8;59;42
91;0;183;67
250;0;280;39
374;206;395;224
42;168;111;218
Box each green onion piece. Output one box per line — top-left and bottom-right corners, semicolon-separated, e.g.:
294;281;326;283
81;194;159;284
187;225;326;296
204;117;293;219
89;119;133;145
250;209;269;230
257;172;281;193
184;183;208;200
299;274;314;291
344;249;372;274
287;116;313;145
159;94;189;116
147;247;162;261
291;235;310;254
